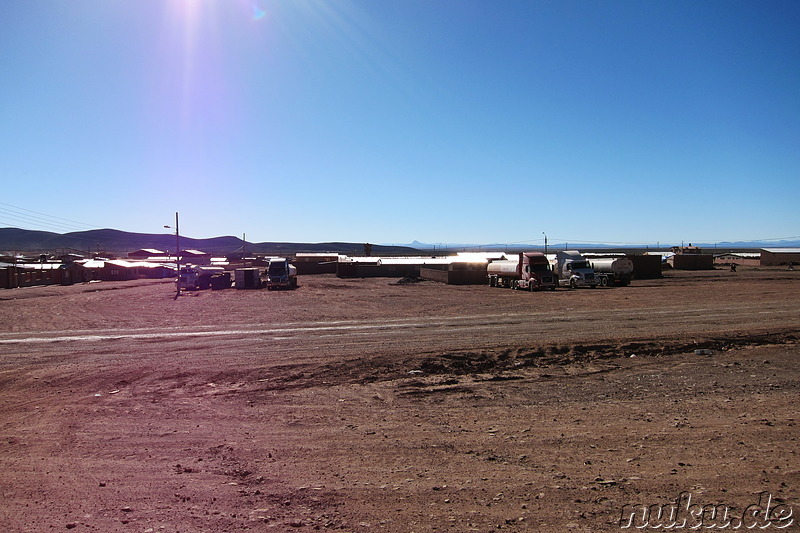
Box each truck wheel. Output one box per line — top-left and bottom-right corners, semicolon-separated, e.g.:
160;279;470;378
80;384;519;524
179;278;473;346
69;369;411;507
599;276;608;287
569;278;577;289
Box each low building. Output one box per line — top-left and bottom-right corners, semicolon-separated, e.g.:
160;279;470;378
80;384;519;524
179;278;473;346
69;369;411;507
128;248;166;259
668;245;714;270
336;257;418;278
760;248;800;266
714;253;761;267
180;249;211;265
669;254;714;270
419;262;489;285
79;259;174;281
626;254;663;279
337;252;503;281
0;262;64;288
294;253;340;275
1;259;174;289
59;262;92;285
671;245;700;254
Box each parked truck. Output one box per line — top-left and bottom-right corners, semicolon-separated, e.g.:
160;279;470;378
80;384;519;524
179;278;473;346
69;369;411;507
588;257;634;287
266;257;298;290
487;252;557;291
553;250;598;289
178;265;226;290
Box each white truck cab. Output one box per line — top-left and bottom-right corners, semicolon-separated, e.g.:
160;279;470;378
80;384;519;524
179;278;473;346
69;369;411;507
554;251;598;289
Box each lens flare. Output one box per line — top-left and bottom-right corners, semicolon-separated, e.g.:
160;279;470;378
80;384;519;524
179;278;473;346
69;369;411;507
252;2;266;21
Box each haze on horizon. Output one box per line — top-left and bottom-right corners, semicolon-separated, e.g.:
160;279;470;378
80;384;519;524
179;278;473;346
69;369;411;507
1;1;798;246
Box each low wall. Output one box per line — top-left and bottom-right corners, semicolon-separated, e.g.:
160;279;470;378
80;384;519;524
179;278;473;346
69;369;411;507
627;255;663;279
337;263;419;278
670;254;715;270
419;267;488;285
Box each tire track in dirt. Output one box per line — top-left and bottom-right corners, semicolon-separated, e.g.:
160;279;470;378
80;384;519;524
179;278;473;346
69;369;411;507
1;302;795;346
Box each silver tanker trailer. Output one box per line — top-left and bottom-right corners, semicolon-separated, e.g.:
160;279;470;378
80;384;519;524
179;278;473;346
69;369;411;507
588;257;634;287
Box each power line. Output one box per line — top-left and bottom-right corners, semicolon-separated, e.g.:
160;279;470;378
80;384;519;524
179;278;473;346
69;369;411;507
0;207;88;232
550;237;661;246
747;235;800;242
0;202;101;233
0;217;27;229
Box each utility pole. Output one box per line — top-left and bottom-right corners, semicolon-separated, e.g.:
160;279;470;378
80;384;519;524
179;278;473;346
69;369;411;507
542;232;548;255
175;212;180;297
166;213;181;297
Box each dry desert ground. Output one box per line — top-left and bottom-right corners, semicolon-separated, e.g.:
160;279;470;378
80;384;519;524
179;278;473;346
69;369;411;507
0;268;798;532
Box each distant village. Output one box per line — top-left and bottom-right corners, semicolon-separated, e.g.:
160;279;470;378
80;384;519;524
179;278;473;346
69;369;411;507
1;244;798;290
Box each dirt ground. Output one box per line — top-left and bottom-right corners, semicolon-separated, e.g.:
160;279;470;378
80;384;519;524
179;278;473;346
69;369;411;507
0;268;798;532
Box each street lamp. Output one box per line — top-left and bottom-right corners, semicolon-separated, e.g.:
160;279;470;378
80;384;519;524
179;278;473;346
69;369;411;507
164;212;180;297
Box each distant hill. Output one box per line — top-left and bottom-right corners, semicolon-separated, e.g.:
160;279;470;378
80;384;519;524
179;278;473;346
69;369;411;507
3;227;796;257
0;228;420;256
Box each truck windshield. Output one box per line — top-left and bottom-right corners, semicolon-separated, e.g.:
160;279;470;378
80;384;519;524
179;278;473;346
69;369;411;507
268;264;286;274
572;261;588;269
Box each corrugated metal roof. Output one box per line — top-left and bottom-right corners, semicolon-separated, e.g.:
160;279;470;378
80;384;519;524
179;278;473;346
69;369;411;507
79;259;174;269
341;254;497;266
456;252;504;261
377;257;452;266
134;256;176;262
130;248;165;255
10;263;63;270
762;248;800;253
715;253;761;258
106;260;167;269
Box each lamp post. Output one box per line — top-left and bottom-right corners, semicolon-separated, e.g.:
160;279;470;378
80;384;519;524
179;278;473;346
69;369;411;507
164;212;180;297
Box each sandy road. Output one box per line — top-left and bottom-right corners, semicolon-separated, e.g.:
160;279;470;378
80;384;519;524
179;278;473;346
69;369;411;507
1;299;797;359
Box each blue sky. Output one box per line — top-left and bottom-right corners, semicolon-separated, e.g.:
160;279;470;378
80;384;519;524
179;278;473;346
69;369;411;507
1;0;798;246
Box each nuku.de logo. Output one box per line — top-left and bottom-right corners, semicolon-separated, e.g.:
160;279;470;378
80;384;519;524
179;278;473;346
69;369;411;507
619;491;794;529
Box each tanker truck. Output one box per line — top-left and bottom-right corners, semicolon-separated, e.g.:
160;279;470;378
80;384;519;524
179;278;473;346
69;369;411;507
588;257;634;287
266;257;298;290
553;250;598;289
487;252;557;291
